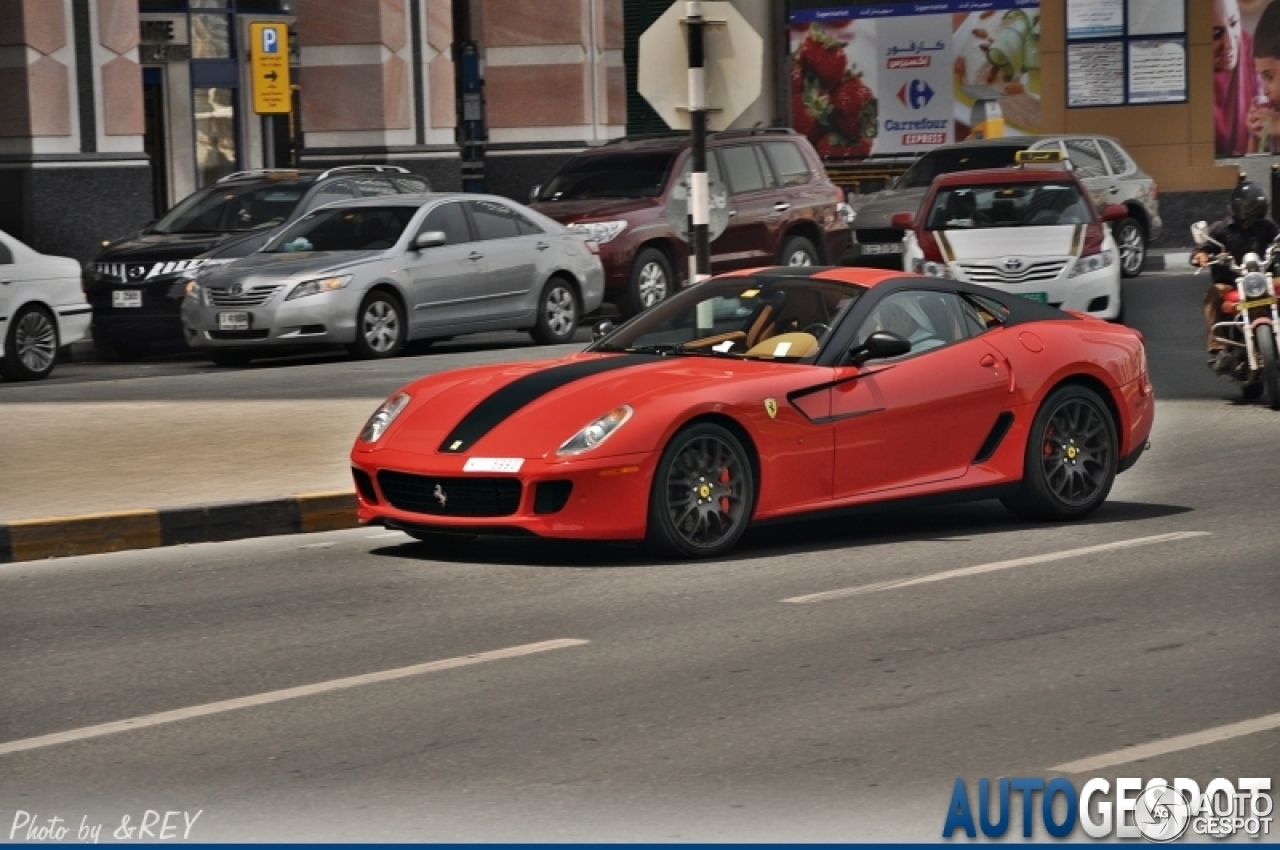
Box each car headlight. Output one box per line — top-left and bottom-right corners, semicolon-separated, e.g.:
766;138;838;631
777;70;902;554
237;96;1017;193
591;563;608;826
912;259;953;279
286;274;352;300
567;221;628;244
1242;271;1270;298
1070;251;1115;278
837;203;856;225
360;392;410;443
183;280;201;300
557;405;632;456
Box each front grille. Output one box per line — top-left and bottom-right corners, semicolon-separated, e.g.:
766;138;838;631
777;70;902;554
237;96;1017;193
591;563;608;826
207;283;285;307
94;259;206;282
352;468;378;504
378;471;522;517
958;260;1068;285
854;228;904;244
533;480;573;515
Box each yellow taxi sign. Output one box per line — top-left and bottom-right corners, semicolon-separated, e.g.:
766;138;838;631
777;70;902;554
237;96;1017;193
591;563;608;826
1015;149;1064;164
250;22;290;114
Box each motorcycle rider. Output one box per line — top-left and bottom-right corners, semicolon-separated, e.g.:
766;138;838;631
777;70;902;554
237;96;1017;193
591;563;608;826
1192;179;1279;372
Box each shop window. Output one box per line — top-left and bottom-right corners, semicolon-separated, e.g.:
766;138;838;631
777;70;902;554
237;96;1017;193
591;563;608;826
191;13;232;58
194;87;237;186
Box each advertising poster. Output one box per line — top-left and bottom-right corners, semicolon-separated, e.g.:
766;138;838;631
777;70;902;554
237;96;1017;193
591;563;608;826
789;1;1041;161
1214;0;1280;157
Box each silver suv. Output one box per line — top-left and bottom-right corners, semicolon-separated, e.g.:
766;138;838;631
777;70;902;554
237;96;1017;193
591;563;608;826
846;136;1162;277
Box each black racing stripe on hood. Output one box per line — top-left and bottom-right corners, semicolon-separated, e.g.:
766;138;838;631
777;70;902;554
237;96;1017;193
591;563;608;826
438;354;660;453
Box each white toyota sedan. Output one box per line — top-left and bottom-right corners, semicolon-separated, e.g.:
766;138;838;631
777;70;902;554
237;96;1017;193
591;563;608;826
0;229;91;381
894;165;1125;321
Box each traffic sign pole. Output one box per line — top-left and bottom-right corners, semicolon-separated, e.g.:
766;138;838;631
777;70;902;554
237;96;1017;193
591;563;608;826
686;2;710;284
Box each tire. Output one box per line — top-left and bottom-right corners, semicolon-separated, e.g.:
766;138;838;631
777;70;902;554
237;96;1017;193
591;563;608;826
207;350;254;367
1001;385;1119;522
780;234;820;267
620;247;674;319
1113;217;1146;278
529;276;580;345
646;422;756;559
0;304;59;382
348;290;406;360
91;325;144;362
1256;323;1280;410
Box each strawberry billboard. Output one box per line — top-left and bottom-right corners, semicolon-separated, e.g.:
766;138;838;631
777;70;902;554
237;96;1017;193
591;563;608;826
789;1;1042;159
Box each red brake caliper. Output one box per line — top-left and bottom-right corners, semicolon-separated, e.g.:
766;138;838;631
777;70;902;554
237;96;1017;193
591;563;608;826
719;468;731;511
1043;425;1056;458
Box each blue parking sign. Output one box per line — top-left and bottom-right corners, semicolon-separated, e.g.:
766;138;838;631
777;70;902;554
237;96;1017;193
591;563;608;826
261;26;279;54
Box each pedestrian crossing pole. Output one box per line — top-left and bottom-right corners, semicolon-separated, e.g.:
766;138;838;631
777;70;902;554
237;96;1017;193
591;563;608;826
687;1;711;284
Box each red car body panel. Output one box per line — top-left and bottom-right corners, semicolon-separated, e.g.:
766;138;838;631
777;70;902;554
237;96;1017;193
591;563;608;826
351;268;1153;541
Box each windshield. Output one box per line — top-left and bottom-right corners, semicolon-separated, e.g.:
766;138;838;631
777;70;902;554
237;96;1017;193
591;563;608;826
537;151;678;201
263;206;417;253
152;181;308;234
896;146;1024;189
593;278;863;362
924;182;1092;229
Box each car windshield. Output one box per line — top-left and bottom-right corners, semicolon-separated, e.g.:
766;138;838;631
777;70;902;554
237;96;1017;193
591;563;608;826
592;278;863;362
537;151;678;200
924;182;1093;229
151;181;309;234
263;206;417;253
896;146;1024;189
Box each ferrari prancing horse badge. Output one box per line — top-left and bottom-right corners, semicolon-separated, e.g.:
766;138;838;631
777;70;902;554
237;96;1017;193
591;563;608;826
764;398;777;419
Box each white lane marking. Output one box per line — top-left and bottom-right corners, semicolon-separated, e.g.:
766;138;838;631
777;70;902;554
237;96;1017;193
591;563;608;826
782;531;1211;604
0;639;588;757
1050;712;1280;774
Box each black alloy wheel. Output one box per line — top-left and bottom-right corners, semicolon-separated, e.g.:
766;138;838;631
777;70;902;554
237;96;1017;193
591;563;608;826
349;290;406;360
1;304;59;381
1256;324;1280;410
647;422;755;558
530;276;579;345
620;247;674;319
1002;385;1118;521
1113;217;1146;278
780;234;819;267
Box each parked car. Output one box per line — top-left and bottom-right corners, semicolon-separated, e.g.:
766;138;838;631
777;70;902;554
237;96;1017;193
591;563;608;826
529;128;851;318
846;135;1161;277
83;165;430;360
0;230;91;381
181;193;604;366
897;155;1125;320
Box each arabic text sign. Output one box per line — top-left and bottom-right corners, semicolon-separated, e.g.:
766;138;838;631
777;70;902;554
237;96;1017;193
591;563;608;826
250;22;290;115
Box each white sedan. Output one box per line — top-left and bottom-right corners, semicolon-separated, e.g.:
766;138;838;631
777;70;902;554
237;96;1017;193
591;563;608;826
895;167;1124;321
0;230;91;381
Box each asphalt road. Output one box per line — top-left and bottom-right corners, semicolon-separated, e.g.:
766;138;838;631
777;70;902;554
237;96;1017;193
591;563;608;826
1;270;1277;841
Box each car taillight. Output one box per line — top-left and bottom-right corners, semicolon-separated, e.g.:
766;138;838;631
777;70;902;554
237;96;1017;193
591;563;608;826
585;240;600;255
1151;181;1158;200
917;227;945;263
1081;222;1106;257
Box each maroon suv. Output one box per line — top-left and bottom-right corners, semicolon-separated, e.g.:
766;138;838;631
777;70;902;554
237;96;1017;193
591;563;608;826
529;129;851;318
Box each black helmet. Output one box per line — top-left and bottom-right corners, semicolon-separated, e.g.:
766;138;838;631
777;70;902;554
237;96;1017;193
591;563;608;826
1231;181;1269;226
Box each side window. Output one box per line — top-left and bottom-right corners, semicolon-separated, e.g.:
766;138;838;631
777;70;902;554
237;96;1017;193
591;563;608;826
514;211;544;235
753;146;778;188
305;180;355;210
394;176;430;193
1063;139;1107;179
467;200;520;240
854;290;972;356
962;293;1010;330
419;201;472;245
0;239;12;264
1097;139;1132;176
353;177;400;197
764;142;811;187
721;145;767;194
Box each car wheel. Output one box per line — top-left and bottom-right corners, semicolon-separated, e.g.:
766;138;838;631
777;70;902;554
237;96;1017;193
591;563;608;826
529;276;580;345
207;350;254;367
91;325;144;362
647;422;755;559
1114;217;1146;278
1256;323;1280;410
1001;385;1118;522
620;247;674;319
0;304;59;382
348;290;406;360
1242;381;1265;401
780;235;819;267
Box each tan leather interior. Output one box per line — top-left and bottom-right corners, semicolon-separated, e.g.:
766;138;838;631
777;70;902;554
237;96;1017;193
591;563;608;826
744;331;820;359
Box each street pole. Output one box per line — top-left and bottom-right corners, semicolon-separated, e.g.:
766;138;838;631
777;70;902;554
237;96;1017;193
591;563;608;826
686;1;710;283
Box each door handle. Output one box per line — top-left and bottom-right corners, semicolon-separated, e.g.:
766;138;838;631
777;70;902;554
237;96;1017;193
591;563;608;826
468;251;484;261
535;241;549;250
1108;186;1120;194
773;202;791;212
728;211;737;217
979;353;997;367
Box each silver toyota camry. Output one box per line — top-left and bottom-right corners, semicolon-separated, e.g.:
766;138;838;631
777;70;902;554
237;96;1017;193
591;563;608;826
181;193;605;365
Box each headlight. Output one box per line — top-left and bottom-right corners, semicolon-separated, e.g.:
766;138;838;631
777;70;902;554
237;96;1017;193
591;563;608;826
1242;271;1270;298
912;259;953;279
837;203;856;225
183;280;201;300
286;274;352;300
567;221;628;244
360;392;410;443
1070;251;1115;278
557;405;632;456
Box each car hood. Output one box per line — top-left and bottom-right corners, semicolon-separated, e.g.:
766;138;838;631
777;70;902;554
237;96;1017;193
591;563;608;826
368;352;809;459
941;226;1083;260
197;250;386;284
529;197;660;224
96;230;264;263
850;186;928;229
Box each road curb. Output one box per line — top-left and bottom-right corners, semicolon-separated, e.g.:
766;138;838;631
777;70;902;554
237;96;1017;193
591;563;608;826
0;492;359;565
1145;251;1192;271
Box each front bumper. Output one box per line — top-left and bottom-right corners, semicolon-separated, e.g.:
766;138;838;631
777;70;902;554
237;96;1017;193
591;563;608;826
84;272;189;343
351;448;657;540
942;261;1122;321
182;289;360;348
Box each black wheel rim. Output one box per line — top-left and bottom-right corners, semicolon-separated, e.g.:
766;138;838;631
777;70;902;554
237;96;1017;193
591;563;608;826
1040;398;1113;507
663;434;748;549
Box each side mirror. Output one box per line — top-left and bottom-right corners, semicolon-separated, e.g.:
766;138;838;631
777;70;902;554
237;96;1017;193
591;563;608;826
1102;204;1128;223
1191;220;1210;245
414;230;447;250
529;184;543;203
591;319;615;342
848;331;911;366
890;212;915;231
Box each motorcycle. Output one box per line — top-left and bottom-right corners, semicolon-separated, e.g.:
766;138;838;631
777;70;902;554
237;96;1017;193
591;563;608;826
1192;220;1280;409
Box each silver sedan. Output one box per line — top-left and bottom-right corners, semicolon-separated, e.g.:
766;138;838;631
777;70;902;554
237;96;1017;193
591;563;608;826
181;193;605;365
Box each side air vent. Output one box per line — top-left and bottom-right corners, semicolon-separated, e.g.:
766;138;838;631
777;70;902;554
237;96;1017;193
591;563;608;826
973;412;1015;464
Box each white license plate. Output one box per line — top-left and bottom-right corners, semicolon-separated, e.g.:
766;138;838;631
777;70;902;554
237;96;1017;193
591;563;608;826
112;290;142;308
218;312;250;331
862;243;903;254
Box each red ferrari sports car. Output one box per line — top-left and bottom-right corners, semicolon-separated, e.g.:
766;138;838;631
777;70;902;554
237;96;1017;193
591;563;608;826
350;267;1153;558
